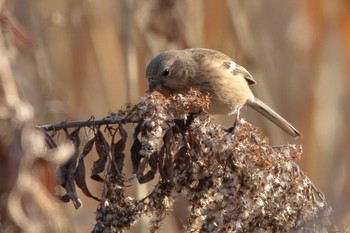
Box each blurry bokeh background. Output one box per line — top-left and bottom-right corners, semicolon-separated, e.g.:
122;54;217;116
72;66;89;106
8;0;350;232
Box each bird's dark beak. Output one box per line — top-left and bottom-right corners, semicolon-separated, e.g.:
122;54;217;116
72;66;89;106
148;80;158;92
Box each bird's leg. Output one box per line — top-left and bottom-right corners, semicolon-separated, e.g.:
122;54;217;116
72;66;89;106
234;108;241;128
227;109;240;133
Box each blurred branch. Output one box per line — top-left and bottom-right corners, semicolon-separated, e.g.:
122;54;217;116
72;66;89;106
0;5;74;233
0;11;21;107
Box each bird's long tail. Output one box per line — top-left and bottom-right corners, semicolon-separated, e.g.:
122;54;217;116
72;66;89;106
246;96;301;138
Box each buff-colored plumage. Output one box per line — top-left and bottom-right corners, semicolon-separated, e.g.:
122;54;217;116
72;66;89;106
146;48;301;138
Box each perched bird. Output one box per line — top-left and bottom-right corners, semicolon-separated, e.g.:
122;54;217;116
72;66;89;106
146;48;301;138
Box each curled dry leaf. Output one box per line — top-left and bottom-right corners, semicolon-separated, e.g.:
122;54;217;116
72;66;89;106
131;137;142;175
74;137;100;201
110;139;126;179
91;128;109;182
55;128;82;209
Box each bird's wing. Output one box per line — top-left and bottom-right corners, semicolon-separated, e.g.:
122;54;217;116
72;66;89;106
222;61;256;85
186;48;256;85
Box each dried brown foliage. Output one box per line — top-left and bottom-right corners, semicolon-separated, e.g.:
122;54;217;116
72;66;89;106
2;1;350;232
39;90;341;232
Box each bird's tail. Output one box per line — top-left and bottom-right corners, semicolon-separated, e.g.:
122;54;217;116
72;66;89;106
247;96;301;138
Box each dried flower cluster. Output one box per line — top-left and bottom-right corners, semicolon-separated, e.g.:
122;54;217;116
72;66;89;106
92;90;332;232
41;90;342;232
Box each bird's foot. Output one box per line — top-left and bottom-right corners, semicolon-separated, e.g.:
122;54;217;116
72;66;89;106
225;115;240;133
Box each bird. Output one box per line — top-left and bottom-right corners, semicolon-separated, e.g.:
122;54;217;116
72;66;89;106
145;48;301;138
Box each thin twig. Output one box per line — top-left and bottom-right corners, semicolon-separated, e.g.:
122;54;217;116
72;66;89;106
37;115;124;132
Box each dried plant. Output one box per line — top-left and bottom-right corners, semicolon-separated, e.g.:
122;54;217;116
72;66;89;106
1;1;350;232
39;90;340;233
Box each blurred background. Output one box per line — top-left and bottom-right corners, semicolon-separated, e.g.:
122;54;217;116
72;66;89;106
7;0;350;231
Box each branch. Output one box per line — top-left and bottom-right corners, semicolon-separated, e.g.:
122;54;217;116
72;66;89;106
37;115;123;131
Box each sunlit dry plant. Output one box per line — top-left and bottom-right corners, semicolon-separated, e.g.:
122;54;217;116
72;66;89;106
38;90;339;233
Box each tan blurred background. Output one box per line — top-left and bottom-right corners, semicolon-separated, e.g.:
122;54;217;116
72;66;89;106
8;0;350;231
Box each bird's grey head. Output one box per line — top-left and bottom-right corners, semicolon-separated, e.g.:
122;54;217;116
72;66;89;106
146;50;195;93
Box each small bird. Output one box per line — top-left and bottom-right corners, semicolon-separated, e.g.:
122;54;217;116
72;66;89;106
146;48;301;138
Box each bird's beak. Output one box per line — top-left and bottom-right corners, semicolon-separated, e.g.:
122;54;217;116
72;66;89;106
148;80;158;92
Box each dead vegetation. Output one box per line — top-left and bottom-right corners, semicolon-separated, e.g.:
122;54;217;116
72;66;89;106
38;90;336;232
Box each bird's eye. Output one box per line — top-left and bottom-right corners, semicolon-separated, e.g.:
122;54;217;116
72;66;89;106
161;68;170;77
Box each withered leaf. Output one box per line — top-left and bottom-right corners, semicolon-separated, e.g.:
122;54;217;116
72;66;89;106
56;128;82;208
91;128;109;182
159;128;175;181
164;153;174;180
113;138;126;155
149;151;158;174
36;127;57;149
116;152;125;173
138;170;155;184
133;122;142;138
110;152;125;180
158;146;167;180
110;139;126;177
163;128;173;155
83;136;95;155
174;145;187;161
57;193;70;203
173;146;190;174
131;138;142;174
119;124;128;142
69;128;81;148
136;151;158;183
137;157;149;181
74;137;101;201
55;164;68;186
65;177;82;209
55;129;80;183
56;179;82;209
74;154;101;201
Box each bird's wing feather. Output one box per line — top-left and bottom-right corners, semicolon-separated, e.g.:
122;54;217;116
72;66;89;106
186;48;256;85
